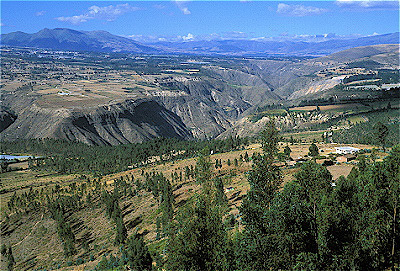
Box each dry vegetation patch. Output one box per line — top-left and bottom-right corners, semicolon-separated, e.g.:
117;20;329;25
1;141;383;270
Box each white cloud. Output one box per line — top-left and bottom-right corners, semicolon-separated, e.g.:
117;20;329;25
35;11;46;16
55;3;139;25
0;22;4;27
336;0;399;9
126;32;373;43
182;33;195;41
56;15;92;25
174;0;191;15
277;3;328;17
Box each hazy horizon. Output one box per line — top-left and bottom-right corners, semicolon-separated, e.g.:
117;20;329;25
1;1;399;43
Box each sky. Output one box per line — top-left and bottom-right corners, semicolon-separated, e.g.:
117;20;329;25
1;1;399;42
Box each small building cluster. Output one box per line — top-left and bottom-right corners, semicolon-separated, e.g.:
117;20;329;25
335;146;360;155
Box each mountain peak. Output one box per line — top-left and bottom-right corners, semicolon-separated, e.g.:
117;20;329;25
1;28;158;53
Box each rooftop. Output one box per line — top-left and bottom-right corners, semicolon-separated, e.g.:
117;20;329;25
335;146;360;150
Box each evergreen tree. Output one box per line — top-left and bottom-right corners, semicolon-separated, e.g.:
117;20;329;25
259;119;280;159
123;234;153;271
284;145;292;159
214;177;228;206
357;154;367;171
7;246;15;271
195;148;212;185
159;176;175;235
308;143;319;159
167;194;230;271
373;121;389;151
244;152;249;162
238;120;282;269
167;147;231;271
115;215;127;245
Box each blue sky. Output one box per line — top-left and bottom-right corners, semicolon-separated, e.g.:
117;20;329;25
1;1;399;42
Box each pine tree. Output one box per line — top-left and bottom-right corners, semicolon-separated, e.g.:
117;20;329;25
7;246;15;271
373;121;389;151
238;120;282;269
159;176;175;235
167;147;231;271
214;177;228;206
284;145;292;159
195;148;212;185
167;194;229;271
124;234;153;271
244;152;249;162
215;159;220;169
308;143;319;159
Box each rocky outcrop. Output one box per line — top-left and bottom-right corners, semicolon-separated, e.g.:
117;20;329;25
0;99;192;145
154;75;255;139
0;107;17;133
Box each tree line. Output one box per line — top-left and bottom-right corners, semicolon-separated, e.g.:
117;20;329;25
163;121;399;270
1;136;247;176
2;121;398;270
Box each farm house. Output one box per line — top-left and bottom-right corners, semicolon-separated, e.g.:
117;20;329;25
335;146;360;154
336;154;357;163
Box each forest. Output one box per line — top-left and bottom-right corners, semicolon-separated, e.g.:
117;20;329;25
0;136;247;176
332;108;399;147
1;120;398;270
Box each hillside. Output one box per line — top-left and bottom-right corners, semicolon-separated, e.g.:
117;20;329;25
0;28;158;53
0;43;398;145
0;137;388;270
244;44;399;100
1;99;192;145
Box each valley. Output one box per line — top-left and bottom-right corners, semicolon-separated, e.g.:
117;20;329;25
0;27;399;271
1;43;398;145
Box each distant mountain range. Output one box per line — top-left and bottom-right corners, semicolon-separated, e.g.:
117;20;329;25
1;28;399;56
151;32;400;56
0;28;159;54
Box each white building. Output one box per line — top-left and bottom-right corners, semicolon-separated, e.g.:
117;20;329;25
335;146;360;155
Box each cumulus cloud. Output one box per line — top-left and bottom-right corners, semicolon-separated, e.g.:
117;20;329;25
35;11;46;16
182;33;195;41
277;3;328;17
57;15;92;24
336;0;399;9
55;3;139;24
174;0;191;15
